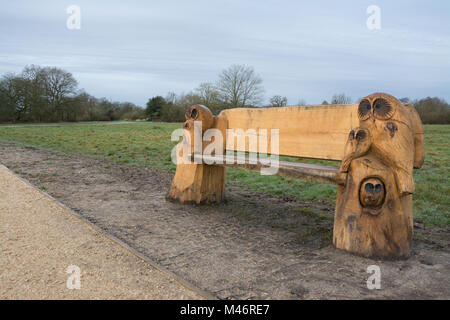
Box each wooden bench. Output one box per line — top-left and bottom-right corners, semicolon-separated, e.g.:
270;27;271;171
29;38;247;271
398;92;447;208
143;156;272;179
167;92;425;259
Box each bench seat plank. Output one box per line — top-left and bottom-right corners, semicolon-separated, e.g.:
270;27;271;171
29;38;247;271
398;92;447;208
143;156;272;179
194;154;347;185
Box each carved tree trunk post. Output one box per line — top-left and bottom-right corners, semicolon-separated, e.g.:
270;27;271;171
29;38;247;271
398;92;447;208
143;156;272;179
334;155;412;259
167;105;227;204
333;93;424;259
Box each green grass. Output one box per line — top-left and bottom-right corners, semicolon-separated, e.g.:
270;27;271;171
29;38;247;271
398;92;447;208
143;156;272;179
0;122;180;171
0;122;448;227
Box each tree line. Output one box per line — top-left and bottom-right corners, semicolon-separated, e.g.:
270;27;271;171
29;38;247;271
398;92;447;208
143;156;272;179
145;66;360;121
1;64;448;124
145;64;265;121
146;65;450;124
0;65;145;122
399;97;450;124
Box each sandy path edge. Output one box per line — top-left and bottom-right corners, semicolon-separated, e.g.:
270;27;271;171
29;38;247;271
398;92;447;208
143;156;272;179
0;163;210;299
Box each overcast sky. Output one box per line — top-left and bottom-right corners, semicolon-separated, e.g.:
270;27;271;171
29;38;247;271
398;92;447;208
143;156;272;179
0;0;449;106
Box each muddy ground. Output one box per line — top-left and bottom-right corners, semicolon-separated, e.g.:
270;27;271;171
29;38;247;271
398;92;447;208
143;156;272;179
0;141;448;299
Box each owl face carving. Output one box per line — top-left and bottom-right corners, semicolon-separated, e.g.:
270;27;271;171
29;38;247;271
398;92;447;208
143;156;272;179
359;177;386;215
358;93;398;123
356;93;415;195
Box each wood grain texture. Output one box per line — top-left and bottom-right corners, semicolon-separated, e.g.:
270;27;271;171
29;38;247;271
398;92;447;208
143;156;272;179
167;110;226;204
340;127;372;172
185;105;214;131
356;93;417;195
405;104;425;168
166;154;226;204
219;104;359;160
334;93;424;259
334;155;412;259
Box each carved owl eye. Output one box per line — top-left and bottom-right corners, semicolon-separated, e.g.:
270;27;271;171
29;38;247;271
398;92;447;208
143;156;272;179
373;98;394;120
355;129;367;141
190;108;198;119
358;99;371;120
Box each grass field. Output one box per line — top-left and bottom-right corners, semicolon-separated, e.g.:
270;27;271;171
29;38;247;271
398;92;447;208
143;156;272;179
0;121;448;227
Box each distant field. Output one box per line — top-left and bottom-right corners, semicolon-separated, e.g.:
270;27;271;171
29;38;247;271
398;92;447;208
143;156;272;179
0;121;448;227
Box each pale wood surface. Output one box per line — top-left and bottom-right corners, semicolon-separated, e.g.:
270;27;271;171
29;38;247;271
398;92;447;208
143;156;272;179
356;93;418;195
195;154;347;185
333;93;421;258
219;104;360;160
405;104;425;168
334;155;412;259
167;112;226;204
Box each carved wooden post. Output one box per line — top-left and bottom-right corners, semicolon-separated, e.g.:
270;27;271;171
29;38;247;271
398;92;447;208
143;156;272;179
334;93;424;259
167;105;227;204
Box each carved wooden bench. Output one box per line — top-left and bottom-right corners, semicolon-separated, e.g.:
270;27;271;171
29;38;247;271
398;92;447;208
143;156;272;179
167;93;424;259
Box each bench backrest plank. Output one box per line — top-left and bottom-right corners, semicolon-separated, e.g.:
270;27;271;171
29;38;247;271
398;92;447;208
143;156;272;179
219;104;359;161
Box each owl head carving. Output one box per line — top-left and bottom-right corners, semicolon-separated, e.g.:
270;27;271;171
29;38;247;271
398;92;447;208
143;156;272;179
356;93;417;195
357;93;403;123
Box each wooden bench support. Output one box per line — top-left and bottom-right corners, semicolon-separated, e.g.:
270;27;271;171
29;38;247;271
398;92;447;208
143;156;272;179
333;93;424;259
166;155;226;204
167;105;226;204
334;155;413;259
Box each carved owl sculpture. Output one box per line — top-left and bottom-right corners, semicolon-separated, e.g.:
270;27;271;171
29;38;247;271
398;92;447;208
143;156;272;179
356;93;416;195
182;105;214;155
335;93;425;258
340;127;372;172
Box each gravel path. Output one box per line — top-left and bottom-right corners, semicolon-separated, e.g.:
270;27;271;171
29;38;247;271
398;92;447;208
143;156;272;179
0;164;204;299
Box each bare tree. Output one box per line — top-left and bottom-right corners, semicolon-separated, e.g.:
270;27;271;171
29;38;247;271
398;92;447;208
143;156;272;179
399;97;410;104
41;67;78;119
270;95;287;107
297;98;307;106
217;64;264;108
165;91;177;105
196;82;220;105
331;93;352;104
176;92;202;109
3;65;78;122
0;73;28;121
0;64;150;122
414;97;450;124
195;82;223;114
20;65;49;121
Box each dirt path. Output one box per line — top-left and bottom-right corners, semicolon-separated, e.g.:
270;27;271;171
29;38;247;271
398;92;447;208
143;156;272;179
0;141;448;299
0;162;204;299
